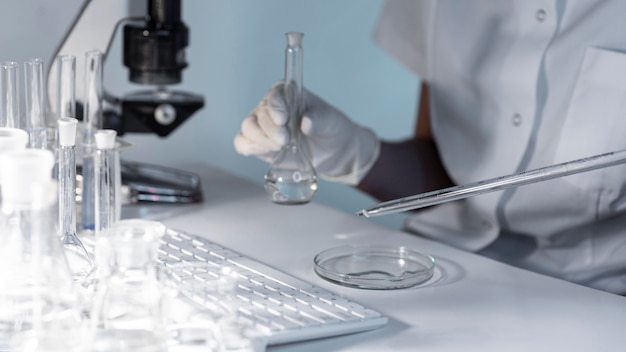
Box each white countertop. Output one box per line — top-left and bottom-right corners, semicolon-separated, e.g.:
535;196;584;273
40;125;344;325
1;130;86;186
125;161;626;352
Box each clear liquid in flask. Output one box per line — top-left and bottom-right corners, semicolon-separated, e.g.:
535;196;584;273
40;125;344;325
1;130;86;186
264;32;318;205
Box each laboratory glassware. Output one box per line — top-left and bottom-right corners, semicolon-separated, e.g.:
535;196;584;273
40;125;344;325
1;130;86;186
90;219;167;352
264;32;317;205
81;50;104;232
24;58;48;149
0;127;28;152
94;129;121;234
0;150;85;351
0;61;22;129
56;55;76;119
83;50;104;132
313;244;435;289
0;128;28;202
357;148;626;218
58;117;94;282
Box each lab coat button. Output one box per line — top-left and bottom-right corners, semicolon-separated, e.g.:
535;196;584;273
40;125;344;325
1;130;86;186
512;113;522;126
536;9;546;22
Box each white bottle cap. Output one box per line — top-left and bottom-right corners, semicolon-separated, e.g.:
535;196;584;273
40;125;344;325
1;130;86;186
0;128;28;152
94;129;117;150
57;117;78;147
0;149;55;205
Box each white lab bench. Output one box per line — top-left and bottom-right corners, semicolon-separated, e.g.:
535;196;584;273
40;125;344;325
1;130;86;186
124;161;626;352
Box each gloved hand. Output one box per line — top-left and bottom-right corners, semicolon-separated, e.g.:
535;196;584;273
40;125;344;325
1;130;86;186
234;81;380;186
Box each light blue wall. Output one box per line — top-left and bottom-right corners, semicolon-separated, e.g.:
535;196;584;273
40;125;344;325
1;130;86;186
4;0;420;230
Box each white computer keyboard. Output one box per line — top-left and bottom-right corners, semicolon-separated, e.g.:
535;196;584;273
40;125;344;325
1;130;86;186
157;228;388;345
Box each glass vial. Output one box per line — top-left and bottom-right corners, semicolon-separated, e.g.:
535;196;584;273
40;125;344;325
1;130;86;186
94;129;121;234
264;32;317;204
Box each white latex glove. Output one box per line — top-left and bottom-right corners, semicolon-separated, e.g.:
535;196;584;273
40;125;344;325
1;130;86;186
234;82;380;185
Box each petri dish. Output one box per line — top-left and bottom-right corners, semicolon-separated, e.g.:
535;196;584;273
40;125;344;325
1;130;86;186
314;244;435;290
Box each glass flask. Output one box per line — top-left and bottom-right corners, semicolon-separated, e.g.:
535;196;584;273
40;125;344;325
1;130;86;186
81;50;104;232
94;129;121;234
58;117;94;282
24;58;48;149
0;150;85;351
264;32;317;205
89;219;168;352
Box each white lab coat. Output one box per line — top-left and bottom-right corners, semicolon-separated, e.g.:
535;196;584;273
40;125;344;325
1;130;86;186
374;0;626;294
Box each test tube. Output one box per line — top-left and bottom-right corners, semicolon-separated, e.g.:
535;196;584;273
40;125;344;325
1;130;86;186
83;50;103;133
0;62;22;129
56;55;76;119
24;58;47;148
58;118;78;237
58;117;93;280
94;130;121;234
81;50;103;232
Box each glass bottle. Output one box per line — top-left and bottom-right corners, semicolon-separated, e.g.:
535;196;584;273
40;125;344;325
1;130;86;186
58;117;94;282
0;149;85;351
264;32;317;204
89;219;167;352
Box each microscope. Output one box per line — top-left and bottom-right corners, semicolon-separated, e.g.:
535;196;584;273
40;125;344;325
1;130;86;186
47;0;204;137
48;0;204;204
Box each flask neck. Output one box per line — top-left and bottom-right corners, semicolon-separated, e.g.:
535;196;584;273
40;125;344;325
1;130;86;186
284;32;304;146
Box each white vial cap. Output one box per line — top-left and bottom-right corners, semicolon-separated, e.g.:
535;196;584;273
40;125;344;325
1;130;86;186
57;117;78;147
0;128;28;153
94;129;117;150
0;149;55;204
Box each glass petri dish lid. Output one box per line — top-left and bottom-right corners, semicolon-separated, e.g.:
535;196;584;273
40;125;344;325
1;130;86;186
314;244;435;290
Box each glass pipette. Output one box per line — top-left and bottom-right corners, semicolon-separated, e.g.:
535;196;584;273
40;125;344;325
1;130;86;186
356;149;626;218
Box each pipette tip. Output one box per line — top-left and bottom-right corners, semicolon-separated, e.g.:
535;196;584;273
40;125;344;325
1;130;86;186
355;210;367;217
